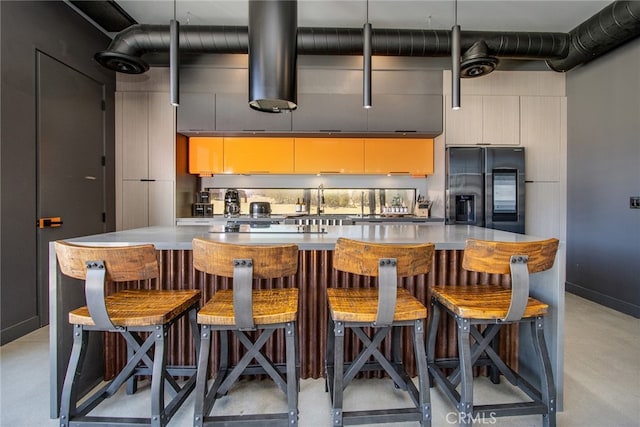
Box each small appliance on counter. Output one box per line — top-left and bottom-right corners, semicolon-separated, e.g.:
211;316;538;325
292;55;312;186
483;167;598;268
224;189;241;217
192;191;213;217
249;202;271;218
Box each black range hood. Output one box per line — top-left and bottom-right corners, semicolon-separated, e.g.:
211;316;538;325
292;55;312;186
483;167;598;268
248;0;297;113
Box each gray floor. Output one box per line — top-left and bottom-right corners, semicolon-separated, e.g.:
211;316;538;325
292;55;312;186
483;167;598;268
1;293;639;426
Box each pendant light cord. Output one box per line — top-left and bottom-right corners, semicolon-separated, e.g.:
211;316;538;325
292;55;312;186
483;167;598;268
454;0;457;26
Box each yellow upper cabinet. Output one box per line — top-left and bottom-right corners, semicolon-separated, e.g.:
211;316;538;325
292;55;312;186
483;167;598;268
364;138;434;176
294;138;364;174
223;137;294;174
188;137;224;175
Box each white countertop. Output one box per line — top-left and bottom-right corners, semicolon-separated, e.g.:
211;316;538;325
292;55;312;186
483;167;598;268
67;224;547;251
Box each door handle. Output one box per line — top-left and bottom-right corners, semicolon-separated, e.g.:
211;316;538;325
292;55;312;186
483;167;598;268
38;217;63;228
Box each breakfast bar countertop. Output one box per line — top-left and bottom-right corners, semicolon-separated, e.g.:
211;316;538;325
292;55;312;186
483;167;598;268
65;223;551;251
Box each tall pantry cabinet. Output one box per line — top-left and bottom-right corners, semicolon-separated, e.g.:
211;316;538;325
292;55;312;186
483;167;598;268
115;91;175;230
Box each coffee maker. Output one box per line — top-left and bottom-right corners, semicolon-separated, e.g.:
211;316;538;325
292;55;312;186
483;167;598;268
224;189;241;217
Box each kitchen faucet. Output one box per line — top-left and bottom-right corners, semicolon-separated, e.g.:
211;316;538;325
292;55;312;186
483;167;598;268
317;184;325;215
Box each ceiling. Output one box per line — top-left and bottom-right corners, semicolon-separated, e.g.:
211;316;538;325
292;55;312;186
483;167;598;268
89;0;613;37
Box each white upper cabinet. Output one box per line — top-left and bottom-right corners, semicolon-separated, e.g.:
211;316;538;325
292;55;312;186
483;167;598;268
520;96;564;182
445;95;520;145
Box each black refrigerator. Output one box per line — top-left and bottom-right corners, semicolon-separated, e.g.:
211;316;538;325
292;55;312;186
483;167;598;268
445;147;526;234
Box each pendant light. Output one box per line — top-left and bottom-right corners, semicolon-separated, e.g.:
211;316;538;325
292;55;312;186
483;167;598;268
169;0;179;107
451;0;461;110
363;0;372;109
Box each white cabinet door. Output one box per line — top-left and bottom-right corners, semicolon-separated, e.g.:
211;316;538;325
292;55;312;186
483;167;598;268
483;96;520;145
148;92;175;180
525;182;563;239
445;95;520;145
120;92;149;180
149;180;175;226
444;95;483;145
520;96;563;182
121;180;149;230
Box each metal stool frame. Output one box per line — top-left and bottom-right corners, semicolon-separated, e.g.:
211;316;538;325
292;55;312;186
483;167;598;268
426;238;559;427
55;242;200;427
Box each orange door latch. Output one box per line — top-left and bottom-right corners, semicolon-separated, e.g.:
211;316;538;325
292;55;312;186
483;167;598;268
38;217;63;228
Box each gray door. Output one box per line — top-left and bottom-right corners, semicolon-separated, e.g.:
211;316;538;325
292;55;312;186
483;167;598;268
36;52;106;325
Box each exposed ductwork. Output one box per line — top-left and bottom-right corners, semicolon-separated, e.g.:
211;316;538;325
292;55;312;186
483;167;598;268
546;0;640;72
94;0;640;77
460;40;499;78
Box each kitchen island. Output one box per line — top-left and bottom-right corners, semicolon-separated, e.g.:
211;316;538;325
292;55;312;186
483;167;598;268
49;224;565;416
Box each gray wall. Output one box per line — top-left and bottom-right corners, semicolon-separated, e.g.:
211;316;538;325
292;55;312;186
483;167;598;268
0;1;116;343
565;37;640;317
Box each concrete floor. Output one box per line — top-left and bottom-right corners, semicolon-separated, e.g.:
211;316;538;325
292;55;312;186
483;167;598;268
1;293;639;426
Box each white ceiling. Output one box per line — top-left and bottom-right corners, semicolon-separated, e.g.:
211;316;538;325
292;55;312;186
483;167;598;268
115;0;613;34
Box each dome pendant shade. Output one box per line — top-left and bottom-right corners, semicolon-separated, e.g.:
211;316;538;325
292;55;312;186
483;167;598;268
248;0;297;113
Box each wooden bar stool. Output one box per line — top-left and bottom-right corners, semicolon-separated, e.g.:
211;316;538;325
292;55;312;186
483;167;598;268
326;238;435;426
427;238;559;427
54;241;201;427
191;238;299;427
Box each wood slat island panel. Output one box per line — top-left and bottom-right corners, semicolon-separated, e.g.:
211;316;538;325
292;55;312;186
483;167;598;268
104;248;514;379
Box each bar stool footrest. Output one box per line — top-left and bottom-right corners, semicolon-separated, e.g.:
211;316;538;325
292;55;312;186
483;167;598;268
200;412;291;426
341;408;425;425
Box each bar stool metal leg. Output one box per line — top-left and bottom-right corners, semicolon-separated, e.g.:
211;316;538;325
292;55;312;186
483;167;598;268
413;319;431;426
532;316;556;427
285;321;299;426
331;320;345;427
59;325;88;427
456;317;474;427
193;325;212;427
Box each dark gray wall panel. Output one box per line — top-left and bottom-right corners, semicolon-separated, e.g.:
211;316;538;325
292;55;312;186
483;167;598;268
565;37;640;317
0;0;116;343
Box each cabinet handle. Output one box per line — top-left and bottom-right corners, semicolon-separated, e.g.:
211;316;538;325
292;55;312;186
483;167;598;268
140;179;156;182
319;171;341;174
318;130;342;133
394;130;417;133
387;171;410;175
246;171;270;174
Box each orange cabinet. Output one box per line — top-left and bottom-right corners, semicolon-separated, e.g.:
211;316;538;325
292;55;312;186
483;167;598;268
188;137;224;175
294;138;364;174
223;137;294;174
364;138;434;176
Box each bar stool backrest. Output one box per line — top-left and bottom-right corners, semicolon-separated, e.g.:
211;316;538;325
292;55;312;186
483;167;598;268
462;238;559;275
462;238;559;322
54;241;160;329
333;238;434;326
192;238;299;279
333;238;435;278
55;241;159;282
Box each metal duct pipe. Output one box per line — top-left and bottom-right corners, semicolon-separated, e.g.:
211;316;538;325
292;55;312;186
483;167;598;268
94;24;248;73
297;28;569;59
94;1;640;75
95;26;568;73
546;0;640;72
248;0;297;113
